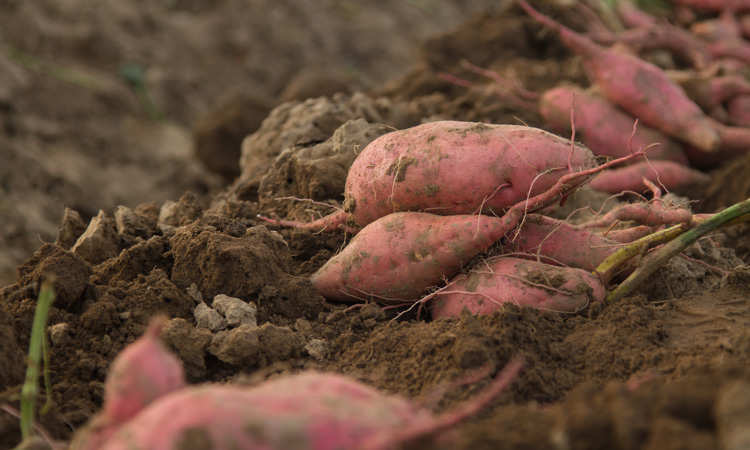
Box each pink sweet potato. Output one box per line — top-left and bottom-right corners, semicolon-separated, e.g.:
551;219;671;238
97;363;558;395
540;85;689;164
72;318;186;450
727;94;750;126
684;118;750;168
503;214;623;271
588;23;710;69
669;0;750;13
262;121;598;232
93;362;524;450
616;0;658;28
430;257;605;319
103;317;185;423
311;212;511;303
517;0;721;153
588;160;710;194
669;71;750;112
707;38;750;65
690;10;742;41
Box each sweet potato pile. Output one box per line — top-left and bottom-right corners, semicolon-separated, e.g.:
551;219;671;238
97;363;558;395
284;0;750;319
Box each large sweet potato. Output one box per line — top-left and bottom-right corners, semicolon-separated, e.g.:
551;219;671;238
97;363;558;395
91;364;524;450
263;121;598;232
430;257;606;319
540;85;688;164
503;214;621;271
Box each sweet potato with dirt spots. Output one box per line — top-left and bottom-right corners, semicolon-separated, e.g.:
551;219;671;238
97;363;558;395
261;121;598;232
430;257;605;319
517;0;721;153
540;85;688;164
504;214;622;271
91;364;524;450
588;160;710;194
310;212;513;303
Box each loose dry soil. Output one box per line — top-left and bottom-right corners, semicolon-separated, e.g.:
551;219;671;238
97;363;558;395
3;1;750;449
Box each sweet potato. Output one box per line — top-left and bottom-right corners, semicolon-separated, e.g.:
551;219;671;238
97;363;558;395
539;85;689;164
684;118;750;168
615;0;657;28
668;0;750;13
668;71;750;112
72;317;186;450
311;212;511;303
93;362;524;450
517;0;721;153
690;9;742;41
708;39;750;65
588;160;710;194
103;317;185;423
430;257;605;319
503;214;622;271
261;121;598;232
727;95;750;126
588;23;710;69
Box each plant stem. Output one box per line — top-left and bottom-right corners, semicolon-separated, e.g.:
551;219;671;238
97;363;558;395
20;280;55;441
605;199;750;302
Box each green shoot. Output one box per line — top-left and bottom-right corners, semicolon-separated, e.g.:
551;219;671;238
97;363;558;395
20;279;55;441
118;63;166;122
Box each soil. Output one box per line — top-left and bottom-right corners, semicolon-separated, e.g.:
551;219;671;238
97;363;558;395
2;1;750;449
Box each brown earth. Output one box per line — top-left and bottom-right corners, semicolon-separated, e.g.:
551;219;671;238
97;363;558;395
2;1;750;449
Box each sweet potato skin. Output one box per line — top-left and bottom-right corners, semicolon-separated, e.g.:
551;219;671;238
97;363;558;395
588;160;709;194
342;121;598;226
540;86;688;164
517;0;721;153
430;257;605;319
97;372;432;450
311;212;510;303
504;215;620;271
103;318;185;424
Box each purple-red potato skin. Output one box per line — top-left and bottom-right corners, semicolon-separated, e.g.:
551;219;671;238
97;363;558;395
430;257;605;319
98;374;430;450
95;366;524;450
540;86;689;164
103;318;186;424
517;0;721;153
311;212;511;303
727;95;750;127
669;0;750;12
588;160;709;194
343;121;597;224
684;119;750;168
264;121;598;232
671;73;750;111
589;25;709;69
616;0;657;28
72;318;187;450
505;215;621;271
708;39;750;64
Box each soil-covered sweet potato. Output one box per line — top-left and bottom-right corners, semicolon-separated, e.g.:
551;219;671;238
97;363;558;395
430;257;605;319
